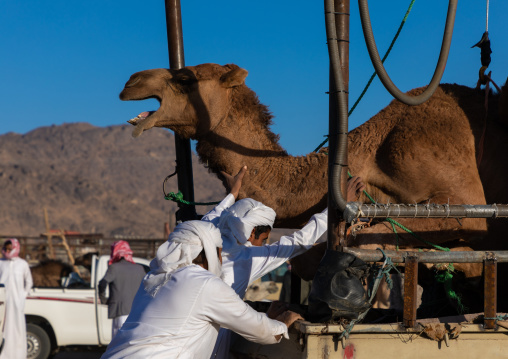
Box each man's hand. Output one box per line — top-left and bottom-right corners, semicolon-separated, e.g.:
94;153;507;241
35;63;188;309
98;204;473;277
221;166;247;200
347;176;366;202
276;310;304;328
266;301;288;319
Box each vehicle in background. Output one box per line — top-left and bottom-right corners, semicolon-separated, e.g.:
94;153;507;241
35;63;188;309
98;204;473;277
25;255;150;359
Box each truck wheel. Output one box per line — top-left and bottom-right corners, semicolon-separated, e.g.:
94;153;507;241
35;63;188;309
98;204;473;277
27;323;51;359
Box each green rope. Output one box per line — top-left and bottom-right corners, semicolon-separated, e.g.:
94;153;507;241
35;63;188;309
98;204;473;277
314;0;417;153
347;171;449;252
388;220;400;251
435;264;467;314
485;314;508;322
313;136;330;153
348;0;416;117
346;171;467;314
164;191;220;206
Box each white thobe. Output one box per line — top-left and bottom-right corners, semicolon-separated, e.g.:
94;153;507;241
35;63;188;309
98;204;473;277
0;257;33;359
101;265;287;359
203;195;328;358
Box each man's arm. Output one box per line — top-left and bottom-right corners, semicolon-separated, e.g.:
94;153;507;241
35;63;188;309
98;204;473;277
201;166;247;224
248;177;366;282
202;276;291;344
23;260;33;295
98;266;115;304
248;208;328;282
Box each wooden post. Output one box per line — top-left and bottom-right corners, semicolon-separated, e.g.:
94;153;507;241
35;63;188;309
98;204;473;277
43;207;55;259
59;231;80;273
403;256;418;328
484;255;497;329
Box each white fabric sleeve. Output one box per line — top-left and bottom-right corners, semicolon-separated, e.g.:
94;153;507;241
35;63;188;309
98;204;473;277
201;194;236;225
23;260;33;295
249;208;328;282
201;277;288;344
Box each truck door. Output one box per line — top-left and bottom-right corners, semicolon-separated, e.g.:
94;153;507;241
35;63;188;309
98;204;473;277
94;256;113;345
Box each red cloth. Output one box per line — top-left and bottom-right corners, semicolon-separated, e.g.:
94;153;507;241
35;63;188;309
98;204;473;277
109;240;135;265
2;238;20;259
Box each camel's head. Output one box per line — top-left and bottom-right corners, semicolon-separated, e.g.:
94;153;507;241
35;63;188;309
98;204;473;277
119;63;248;138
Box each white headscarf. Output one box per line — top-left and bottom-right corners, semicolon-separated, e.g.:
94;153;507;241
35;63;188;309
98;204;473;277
143;220;223;296
218;198;276;249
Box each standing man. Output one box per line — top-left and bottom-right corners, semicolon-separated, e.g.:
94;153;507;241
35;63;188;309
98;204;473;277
0;238;33;359
99;240;146;338
100;221;301;359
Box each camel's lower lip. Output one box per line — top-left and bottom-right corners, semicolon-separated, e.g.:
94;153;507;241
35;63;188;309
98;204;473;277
128;111;155;124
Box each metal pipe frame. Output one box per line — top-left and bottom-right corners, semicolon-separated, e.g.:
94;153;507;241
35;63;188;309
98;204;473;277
344;248;508;264
344;203;508;223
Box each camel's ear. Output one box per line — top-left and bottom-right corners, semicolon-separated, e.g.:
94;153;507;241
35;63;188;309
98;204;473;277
220;68;248;88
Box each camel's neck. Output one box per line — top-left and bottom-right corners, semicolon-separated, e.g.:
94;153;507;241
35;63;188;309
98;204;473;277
195;87;288;176
195;111;288;175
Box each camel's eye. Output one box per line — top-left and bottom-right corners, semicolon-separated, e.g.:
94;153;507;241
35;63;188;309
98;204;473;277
124;76;140;88
173;75;195;85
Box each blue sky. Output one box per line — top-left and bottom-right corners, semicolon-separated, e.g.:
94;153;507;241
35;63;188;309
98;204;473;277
2;1;507;156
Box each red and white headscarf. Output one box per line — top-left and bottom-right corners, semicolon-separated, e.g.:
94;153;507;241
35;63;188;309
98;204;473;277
109;240;135;265
2;238;20;260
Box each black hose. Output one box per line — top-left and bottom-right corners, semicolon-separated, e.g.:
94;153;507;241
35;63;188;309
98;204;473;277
358;0;458;105
325;0;348;213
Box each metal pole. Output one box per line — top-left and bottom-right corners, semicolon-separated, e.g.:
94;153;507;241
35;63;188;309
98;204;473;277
343;203;508;223
327;0;350;251
343;248;508;264
164;0;197;222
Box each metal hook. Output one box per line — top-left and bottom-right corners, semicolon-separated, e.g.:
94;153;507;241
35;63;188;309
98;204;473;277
163;165;178;198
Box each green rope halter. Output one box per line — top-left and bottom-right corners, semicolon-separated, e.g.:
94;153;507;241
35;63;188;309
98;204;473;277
164;191;220;206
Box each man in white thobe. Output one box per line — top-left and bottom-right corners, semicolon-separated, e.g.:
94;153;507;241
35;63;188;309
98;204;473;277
204;197;327;358
0;238;33;359
100;221;301;359
203;168;365;358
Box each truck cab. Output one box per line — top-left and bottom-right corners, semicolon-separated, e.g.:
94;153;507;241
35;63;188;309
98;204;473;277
25;255;150;359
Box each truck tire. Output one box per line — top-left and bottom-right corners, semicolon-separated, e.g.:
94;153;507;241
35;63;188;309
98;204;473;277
27;323;51;359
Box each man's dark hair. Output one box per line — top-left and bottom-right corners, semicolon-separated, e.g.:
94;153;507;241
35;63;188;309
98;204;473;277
253;225;271;239
193;250;206;265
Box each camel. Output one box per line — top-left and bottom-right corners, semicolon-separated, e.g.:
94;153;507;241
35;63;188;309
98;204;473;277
31;260;74;288
119;63;508;310
31;252;97;287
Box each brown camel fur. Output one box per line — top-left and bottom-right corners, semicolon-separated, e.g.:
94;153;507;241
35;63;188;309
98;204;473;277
31;253;96;287
31;260;74;288
120;64;508;309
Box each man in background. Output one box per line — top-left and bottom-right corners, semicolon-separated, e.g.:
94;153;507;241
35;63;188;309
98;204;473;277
0;238;33;359
99;240;146;338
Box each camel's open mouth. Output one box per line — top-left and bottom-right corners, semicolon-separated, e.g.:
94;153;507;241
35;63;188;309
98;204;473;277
127;111;156;126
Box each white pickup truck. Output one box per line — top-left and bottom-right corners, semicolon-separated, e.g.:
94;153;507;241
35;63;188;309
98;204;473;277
25;255;150;359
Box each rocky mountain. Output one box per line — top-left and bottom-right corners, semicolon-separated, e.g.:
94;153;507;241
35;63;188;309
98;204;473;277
0;123;225;238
